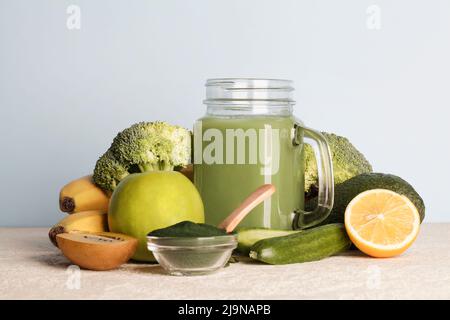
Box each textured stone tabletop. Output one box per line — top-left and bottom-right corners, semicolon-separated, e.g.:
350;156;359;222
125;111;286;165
0;224;449;300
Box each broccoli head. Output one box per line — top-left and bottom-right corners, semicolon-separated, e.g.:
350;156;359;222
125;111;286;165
304;132;373;198
93;121;191;192
93;150;130;193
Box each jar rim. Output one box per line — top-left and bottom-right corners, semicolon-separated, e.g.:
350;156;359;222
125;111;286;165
204;78;295;105
205;78;294;88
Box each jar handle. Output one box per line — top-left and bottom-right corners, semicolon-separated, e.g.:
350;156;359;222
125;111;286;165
293;123;334;229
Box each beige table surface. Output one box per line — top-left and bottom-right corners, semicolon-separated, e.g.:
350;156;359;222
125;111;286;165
0;224;449;300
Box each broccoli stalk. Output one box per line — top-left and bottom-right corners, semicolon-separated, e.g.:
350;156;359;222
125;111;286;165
93;121;191;192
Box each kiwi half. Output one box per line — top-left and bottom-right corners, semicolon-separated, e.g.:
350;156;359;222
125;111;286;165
56;232;138;271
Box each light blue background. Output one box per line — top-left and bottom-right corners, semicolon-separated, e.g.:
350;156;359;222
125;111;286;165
1;0;449;226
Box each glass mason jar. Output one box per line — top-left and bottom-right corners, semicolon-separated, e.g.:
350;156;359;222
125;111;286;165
193;79;334;230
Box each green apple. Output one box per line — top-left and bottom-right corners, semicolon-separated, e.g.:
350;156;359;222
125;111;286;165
108;171;204;262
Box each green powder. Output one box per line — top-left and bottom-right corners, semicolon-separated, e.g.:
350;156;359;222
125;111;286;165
147;221;229;237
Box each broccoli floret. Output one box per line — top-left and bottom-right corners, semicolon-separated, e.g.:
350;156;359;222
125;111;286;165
304;132;373;198
111;122;173;171
92;121;191;192
110;121;190;171
154;122;191;167
93;150;130;193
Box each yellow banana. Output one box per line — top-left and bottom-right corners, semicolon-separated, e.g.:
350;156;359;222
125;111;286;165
59;175;110;213
48;210;108;247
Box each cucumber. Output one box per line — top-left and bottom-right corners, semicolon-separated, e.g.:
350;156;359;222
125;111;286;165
249;224;351;265
237;228;301;255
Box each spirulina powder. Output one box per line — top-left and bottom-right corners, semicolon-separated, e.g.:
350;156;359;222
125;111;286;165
148;221;229;237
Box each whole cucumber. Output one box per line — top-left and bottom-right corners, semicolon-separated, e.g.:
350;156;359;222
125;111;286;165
249;224;351;265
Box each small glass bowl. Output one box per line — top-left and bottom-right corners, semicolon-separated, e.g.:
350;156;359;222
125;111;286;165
147;235;237;276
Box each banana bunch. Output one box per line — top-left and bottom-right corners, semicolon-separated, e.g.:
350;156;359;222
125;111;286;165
49;175;111;247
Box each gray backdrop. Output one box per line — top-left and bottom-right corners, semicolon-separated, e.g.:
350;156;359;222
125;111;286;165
1;0;449;226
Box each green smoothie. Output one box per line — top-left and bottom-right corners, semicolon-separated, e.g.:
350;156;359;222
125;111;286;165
194;115;304;230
